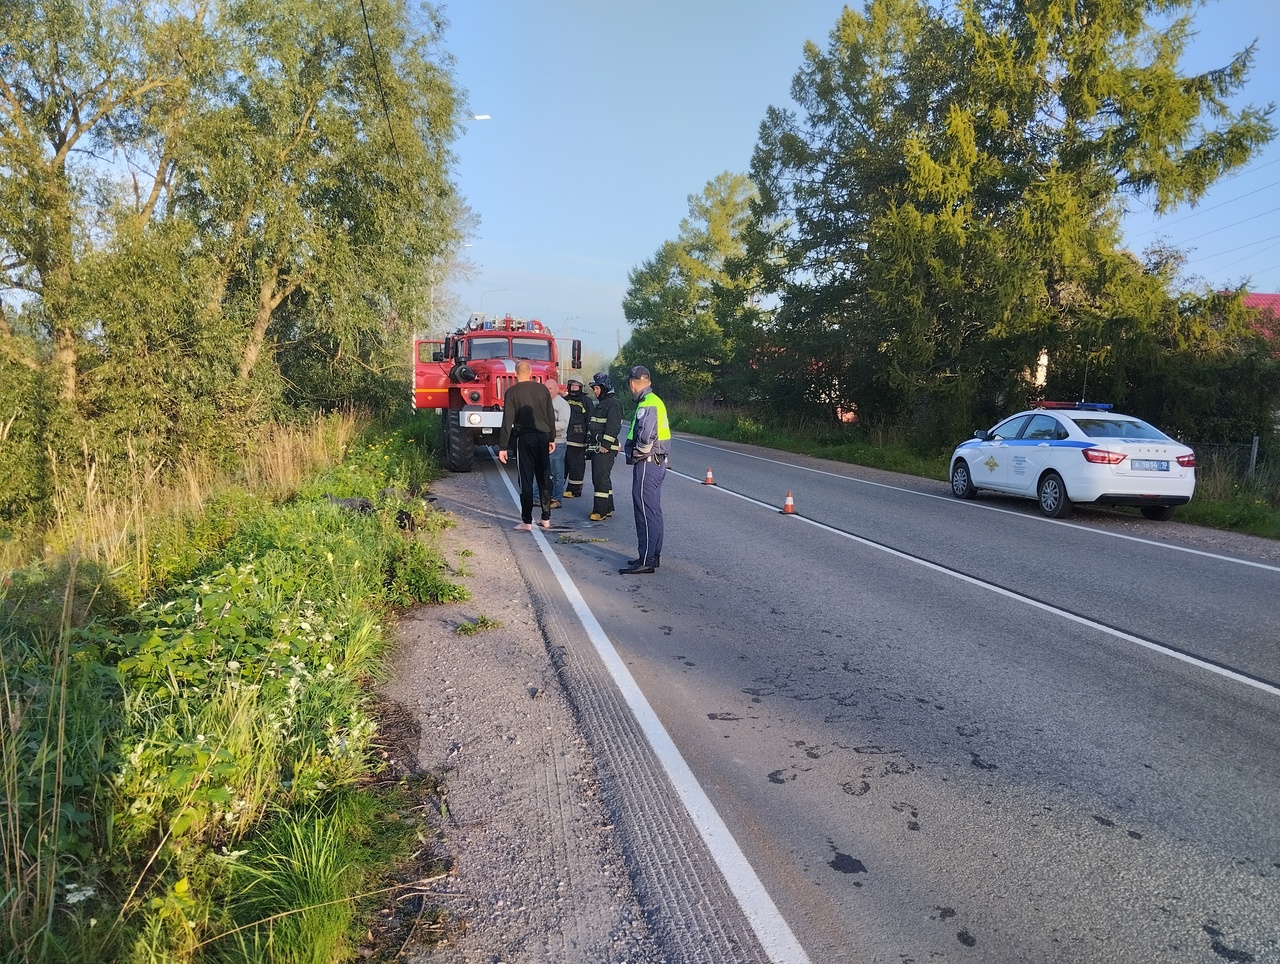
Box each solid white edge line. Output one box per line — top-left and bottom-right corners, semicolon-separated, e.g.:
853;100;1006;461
674;435;1280;574
671;469;1280;700
490;454;813;964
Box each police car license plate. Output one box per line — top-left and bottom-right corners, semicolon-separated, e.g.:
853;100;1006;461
1131;459;1169;472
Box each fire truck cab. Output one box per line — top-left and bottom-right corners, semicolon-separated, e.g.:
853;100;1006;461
414;313;581;472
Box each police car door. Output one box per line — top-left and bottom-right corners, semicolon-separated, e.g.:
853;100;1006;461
972;414;1031;492
1005;413;1063;492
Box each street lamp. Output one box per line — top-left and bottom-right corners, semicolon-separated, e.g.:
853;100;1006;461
479;288;509;313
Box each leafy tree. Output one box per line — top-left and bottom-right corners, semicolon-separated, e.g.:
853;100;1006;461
168;0;461;398
0;0;465;527
0;0;207;402
746;0;1274;441
621;172;756;403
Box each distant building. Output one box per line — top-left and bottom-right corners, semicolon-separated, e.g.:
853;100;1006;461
1243;293;1280;342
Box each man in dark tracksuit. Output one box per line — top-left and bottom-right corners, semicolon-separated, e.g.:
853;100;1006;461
562;377;594;499
497;359;557;531
620;365;670;574
588;372;622;521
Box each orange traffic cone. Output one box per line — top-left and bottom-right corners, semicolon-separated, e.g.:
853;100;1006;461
780;491;796;515
703;467;716;485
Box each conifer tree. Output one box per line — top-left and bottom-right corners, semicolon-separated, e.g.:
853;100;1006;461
748;0;1274;437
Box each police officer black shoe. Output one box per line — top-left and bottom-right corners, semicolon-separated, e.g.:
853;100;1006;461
618;565;656;575
627;557;660;568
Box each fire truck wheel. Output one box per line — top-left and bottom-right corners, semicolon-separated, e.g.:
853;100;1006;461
443;410;476;472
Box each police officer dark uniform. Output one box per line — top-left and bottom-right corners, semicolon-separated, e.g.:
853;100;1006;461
588;372;622;521
620;365;670;574
561;376;594;499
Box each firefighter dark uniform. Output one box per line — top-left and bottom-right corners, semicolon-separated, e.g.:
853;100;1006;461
588;372;622;521
562;377;594;499
620;366;670;574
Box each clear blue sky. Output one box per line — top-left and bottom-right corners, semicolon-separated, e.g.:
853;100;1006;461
439;0;1280;358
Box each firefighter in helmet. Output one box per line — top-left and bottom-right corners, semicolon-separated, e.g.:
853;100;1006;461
587;372;622;521
561;376;594;499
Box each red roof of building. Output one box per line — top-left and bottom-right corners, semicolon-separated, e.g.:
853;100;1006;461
1243;293;1280;318
1242;293;1279;347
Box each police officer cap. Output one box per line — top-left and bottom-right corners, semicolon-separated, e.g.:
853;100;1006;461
590;371;611;391
628;365;650;380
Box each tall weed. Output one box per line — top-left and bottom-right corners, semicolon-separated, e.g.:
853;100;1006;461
1;560;117;962
1;416;460;961
0;411;366;592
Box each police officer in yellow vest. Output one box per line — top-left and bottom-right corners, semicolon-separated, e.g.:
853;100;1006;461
620;365;670;575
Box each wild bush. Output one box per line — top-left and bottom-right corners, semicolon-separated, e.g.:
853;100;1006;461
1;417;460;961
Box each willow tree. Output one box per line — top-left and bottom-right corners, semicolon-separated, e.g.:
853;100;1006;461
0;0;206;403
168;0;461;402
749;0;1274;440
0;0;464;525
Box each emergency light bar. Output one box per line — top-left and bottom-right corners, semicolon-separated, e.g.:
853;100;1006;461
1037;401;1113;411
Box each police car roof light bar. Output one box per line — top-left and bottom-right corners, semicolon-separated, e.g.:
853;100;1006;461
1037;400;1113;411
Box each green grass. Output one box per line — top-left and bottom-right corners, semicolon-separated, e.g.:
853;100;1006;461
1175;458;1280;538
455;615;502;636
672;405;1280;539
1;416;462;963
204;792;415;962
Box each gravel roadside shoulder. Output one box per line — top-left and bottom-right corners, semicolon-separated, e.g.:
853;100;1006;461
381;487;659;962
382;462;773;964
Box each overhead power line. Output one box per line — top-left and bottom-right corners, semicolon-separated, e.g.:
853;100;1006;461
1206;238;1280;277
360;0;403;168
1127;172;1280;240
1169;204;1280;246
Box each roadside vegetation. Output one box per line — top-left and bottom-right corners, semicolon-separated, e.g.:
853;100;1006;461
609;0;1280;491
455;615;503;636
670;403;1280;540
3;2;1278;956
2;411;460;962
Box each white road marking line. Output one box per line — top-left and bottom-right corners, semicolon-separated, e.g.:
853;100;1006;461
491;455;812;964
674;436;1280;574
672;469;1280;700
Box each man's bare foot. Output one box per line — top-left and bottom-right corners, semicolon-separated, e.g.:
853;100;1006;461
539;519;552;530
514;522;533;531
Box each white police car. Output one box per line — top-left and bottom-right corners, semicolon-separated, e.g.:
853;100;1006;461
949;403;1196;520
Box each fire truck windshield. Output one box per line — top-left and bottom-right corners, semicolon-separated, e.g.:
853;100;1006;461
466;338;511;360
512;338;552;361
465;336;553;362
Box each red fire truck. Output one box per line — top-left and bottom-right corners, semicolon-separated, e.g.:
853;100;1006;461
414;312;582;471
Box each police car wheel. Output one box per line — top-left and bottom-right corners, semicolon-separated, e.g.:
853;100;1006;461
1037;471;1072;518
950;460;977;499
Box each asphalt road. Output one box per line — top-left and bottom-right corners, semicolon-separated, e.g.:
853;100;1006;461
536;432;1280;964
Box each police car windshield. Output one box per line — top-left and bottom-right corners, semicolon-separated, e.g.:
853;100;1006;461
512;338;552;361
1070;416;1170;440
